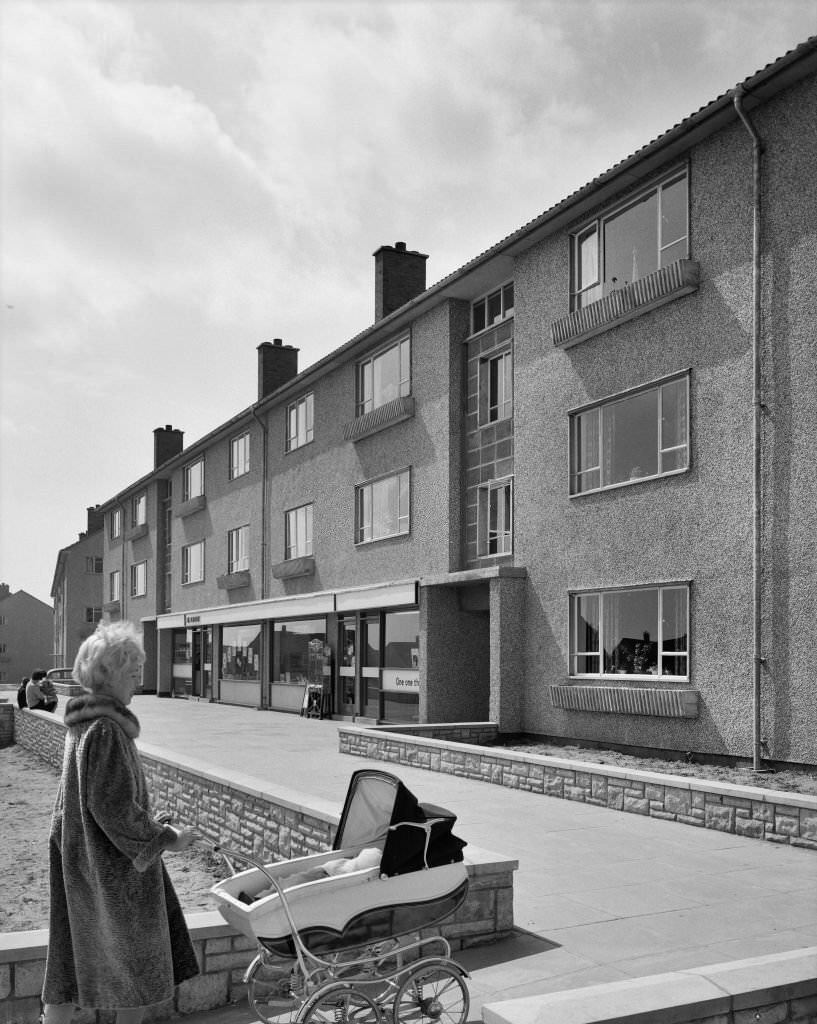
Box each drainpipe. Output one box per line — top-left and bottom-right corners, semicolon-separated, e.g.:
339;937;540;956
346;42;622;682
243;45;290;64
250;405;268;600
733;86;766;772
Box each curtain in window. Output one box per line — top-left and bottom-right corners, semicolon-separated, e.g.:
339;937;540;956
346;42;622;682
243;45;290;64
372;476;397;539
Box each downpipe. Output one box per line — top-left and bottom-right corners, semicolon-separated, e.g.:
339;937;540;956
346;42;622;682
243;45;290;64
733;87;768;773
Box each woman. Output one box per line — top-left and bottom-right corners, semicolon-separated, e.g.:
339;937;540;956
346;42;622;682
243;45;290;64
42;621;200;1024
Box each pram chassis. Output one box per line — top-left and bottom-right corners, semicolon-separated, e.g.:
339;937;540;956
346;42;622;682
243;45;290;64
215;844;470;1024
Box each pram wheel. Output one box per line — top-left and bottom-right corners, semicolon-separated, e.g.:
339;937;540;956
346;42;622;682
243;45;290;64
246;955;301;1024
298;982;381;1024
393;959;469;1024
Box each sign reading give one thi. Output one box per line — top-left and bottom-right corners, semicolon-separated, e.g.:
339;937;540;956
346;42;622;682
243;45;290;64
382;668;419;693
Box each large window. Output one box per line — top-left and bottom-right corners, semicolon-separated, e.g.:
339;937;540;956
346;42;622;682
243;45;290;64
286;394;314;452
285;503;313;560
110;508;122;540
571;170;688;310
221;623;261;680
109;569;121;602
479;349;513;424
472;281;514;334
132;492;146;528
227;525;249;573
570;373;689;494
130;561;147;598
479;478;513;556
356;334;410;416
182;540;205;584
355;469;410;544
229;433;250;480
382;609;420;723
183;457;205;501
273;618;327;684
571;584;689;680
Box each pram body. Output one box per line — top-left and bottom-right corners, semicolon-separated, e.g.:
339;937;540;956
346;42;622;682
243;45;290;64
209;769;471;1024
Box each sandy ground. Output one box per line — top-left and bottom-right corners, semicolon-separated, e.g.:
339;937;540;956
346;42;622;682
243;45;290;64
0;745;227;932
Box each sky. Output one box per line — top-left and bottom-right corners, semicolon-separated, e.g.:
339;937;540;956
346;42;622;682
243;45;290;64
1;0;815;607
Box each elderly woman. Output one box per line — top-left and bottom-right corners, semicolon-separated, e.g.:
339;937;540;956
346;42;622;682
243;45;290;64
42;621;200;1024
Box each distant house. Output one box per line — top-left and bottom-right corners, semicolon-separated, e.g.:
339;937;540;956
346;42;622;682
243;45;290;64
51;506;105;671
0;583;54;687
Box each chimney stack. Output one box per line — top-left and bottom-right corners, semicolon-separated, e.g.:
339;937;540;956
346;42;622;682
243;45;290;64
86;505;104;534
258;339;299;401
373;241;428;321
153;425;184;468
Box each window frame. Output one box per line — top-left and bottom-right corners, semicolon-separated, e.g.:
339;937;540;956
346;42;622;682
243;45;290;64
110;508;122;540
182;457;205;502
286;393;315;452
355;468;411;545
85;607;102;624
478;476;513;557
229;432;250;480
130;561;147;598
471;281;514;335
570;167;689;312
181;540;205;585
131;492;147;528
109;569;121;603
569;582;690;681
569;371;690;496
355;333;411;417
478;347;513;425
285;503;314;560
85;556;103;574
227;525;249;574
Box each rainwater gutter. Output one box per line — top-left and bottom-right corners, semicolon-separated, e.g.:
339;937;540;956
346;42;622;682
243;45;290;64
732;86;766;772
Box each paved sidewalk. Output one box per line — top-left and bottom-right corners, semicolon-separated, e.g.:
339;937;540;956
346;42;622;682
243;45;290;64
128;697;817;1020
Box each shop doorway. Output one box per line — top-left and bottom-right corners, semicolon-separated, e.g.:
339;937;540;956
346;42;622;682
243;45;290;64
190;626;212;699
336;610;417;723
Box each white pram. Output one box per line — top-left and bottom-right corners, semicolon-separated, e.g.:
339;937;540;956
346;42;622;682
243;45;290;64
210;769;470;1024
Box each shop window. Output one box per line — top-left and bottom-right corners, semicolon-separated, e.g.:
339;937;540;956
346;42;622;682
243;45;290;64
382;609;419;723
272;618;327;684
571;584;689;680
570;373;689;494
221;623;261;680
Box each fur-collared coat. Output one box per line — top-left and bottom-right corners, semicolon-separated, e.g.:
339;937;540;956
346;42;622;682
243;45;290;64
42;693;199;1009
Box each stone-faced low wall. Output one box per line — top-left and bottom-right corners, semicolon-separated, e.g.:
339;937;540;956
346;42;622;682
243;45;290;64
338;724;817;850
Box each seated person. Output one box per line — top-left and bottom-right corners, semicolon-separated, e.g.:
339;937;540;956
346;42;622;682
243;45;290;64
26;669;58;712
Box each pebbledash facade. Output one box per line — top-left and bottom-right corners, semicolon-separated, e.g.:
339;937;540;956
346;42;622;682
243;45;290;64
93;40;817;766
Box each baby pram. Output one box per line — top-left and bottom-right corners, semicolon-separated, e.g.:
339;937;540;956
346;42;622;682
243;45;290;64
210;769;471;1024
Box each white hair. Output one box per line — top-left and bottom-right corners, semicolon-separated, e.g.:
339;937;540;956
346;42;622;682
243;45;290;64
73;620;145;692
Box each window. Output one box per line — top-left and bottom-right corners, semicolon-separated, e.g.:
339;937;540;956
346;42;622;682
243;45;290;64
85;557;103;574
85;607;102;623
355;469;410;544
472;281;514;334
570;373;689;494
221;623;260;680
272;618;326;684
571;584;689;679
110;508;122;539
229;433;250;480
227;525;249;573
286;394;314;451
285;503;313;560
131;493;146;528
182;541;205;584
571;170;688;310
130;561;147;598
356;334;410;416
109;569;121;603
479;478;513;556
479;349;513;424
183;457;205;502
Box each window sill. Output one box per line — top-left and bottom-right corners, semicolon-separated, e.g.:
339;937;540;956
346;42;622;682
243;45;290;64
551;258;700;348
343;395;415;442
176;495;207;518
570;465;688;497
271;555;315;580
128;523;149;541
551;684;698;718
217;571;251;591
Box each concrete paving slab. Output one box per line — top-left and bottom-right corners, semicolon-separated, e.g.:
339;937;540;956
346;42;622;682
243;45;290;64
116;697;817;1019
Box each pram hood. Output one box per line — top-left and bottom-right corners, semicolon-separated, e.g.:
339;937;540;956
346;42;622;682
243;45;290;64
333;768;466;877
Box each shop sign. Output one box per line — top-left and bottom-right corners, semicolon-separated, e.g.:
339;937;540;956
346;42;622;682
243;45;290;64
381;668;420;693
185;614;201;626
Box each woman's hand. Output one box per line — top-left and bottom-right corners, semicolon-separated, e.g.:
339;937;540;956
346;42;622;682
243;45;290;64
164;826;201;852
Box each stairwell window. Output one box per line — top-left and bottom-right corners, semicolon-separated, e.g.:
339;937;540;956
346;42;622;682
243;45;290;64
356;334;410;416
130;561;147;598
183;457;205;501
286;393;314;451
229;433;250;480
227;525;249;573
472;282;514;334
570;372;689;495
355;469;410;544
571;170;688;311
285;503;313;560
479;349;513;424
182;541;204;585
571;584;689;680
478;478;513;556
